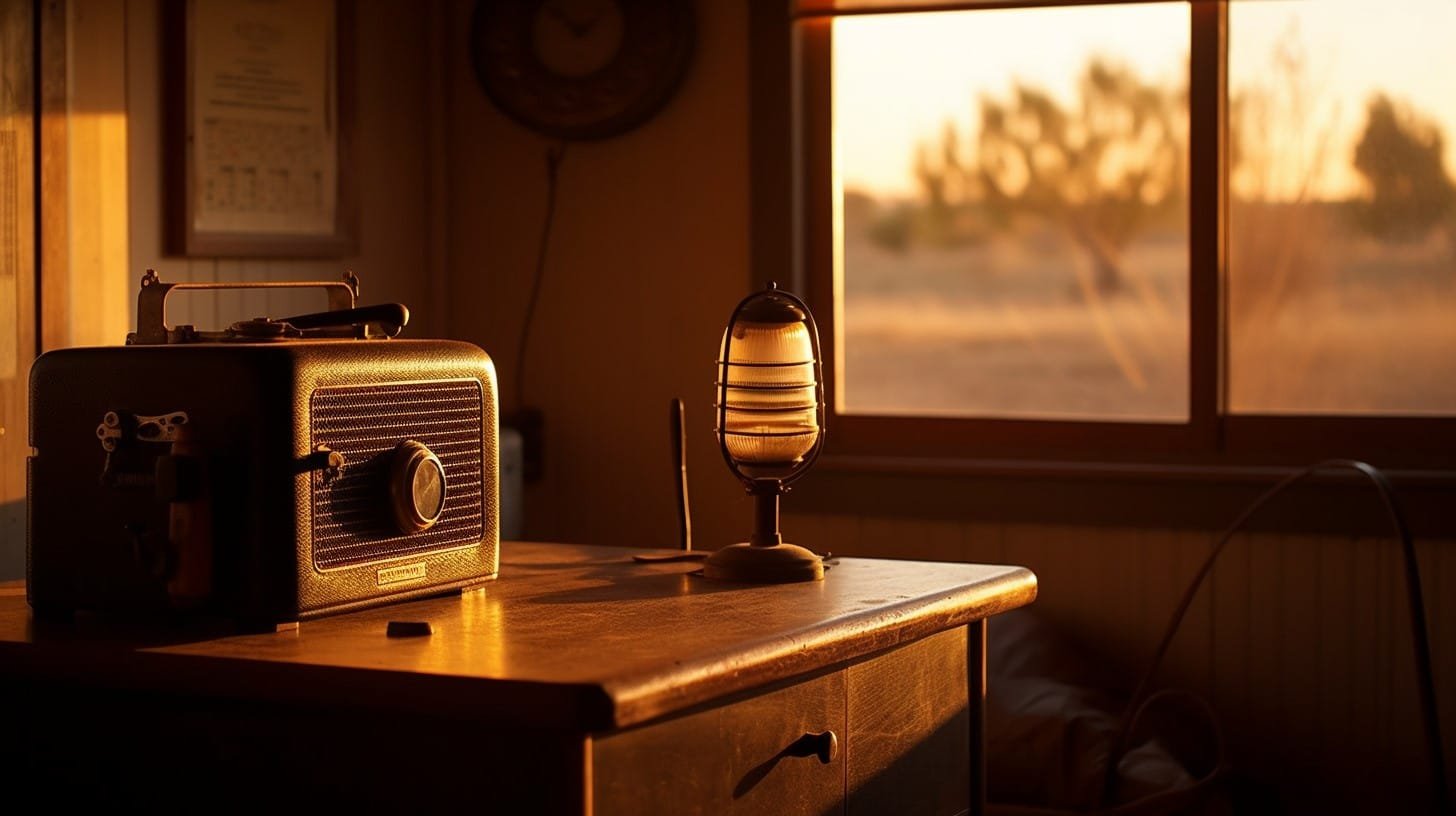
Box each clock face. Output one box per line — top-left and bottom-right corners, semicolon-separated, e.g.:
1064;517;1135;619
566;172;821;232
471;0;695;141
531;0;625;78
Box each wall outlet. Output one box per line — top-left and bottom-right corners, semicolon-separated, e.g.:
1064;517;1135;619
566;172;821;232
502;407;544;484
498;427;524;539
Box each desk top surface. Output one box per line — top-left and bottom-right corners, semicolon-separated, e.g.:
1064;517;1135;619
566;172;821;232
0;542;1036;731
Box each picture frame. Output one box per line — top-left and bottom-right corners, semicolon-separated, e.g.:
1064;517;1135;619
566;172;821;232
164;0;358;258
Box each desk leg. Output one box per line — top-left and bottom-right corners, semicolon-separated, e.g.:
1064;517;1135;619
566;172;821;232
968;618;987;816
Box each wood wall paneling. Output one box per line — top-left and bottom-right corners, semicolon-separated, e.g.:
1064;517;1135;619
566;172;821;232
785;510;1454;810
444;0;752;551
38;0;66;353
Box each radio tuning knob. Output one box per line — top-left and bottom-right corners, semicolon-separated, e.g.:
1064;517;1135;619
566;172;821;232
389;440;446;534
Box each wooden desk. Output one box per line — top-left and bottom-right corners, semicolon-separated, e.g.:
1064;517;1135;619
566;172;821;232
0;542;1035;814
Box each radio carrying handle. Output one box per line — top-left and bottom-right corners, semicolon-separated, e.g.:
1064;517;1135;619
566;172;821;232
129;269;360;345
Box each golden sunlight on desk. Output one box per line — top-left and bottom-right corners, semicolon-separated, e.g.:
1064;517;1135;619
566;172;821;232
0;541;1036;814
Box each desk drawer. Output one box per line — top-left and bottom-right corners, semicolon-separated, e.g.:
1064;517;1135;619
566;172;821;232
593;670;846;815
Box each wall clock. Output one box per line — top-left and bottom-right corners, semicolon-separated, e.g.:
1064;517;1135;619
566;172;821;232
471;0;696;141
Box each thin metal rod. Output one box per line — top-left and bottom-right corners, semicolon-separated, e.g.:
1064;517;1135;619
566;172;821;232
671;397;692;551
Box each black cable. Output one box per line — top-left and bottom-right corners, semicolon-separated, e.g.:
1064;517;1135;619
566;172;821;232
514;142;568;412
1098;459;1450;815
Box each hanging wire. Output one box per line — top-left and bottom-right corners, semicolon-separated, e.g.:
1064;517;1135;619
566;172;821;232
1098;459;1450;815
514;141;569;412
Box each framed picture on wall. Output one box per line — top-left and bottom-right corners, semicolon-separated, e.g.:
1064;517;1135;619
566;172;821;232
164;0;357;258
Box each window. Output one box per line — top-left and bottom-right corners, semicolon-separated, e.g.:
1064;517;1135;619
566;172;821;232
784;0;1456;469
834;3;1191;423
1227;1;1456;416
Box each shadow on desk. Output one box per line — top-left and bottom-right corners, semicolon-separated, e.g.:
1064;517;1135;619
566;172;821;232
0;686;589;812
19;610;264;650
527;568;754;605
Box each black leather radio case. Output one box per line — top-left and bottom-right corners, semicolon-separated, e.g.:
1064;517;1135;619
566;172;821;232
27;272;499;625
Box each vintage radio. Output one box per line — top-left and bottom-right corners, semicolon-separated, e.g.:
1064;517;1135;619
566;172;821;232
27;271;500;626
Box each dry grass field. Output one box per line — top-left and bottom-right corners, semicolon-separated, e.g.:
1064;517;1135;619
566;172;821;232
839;211;1456;419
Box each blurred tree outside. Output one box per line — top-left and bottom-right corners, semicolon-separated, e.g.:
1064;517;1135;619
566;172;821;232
836;6;1456;419
1225;20;1347;409
1351;93;1456;248
899;58;1186;296
1226;16;1456;414
1226;22;1335;325
879;57;1190;394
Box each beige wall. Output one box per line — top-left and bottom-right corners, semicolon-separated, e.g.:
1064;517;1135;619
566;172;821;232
443;0;751;550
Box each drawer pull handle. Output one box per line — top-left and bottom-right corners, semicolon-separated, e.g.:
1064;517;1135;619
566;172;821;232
786;730;839;764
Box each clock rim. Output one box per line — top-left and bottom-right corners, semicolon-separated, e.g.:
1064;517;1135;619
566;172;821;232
470;0;696;142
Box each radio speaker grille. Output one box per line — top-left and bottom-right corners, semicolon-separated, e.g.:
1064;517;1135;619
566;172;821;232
310;381;485;570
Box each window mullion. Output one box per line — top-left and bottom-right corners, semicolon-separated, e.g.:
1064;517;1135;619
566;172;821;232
1188;0;1226;451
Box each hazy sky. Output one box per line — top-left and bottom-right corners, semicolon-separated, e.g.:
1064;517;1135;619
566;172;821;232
834;0;1456;201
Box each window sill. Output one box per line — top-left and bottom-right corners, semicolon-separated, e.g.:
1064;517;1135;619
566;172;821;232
818;453;1456;486
792;455;1456;538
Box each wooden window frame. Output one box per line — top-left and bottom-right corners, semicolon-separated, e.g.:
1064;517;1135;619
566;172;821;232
757;0;1456;481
